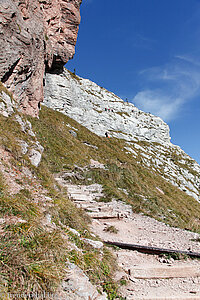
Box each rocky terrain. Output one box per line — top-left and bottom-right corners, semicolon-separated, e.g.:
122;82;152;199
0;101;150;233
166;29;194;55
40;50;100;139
44;70;171;144
0;0;81;116
44;69;200;202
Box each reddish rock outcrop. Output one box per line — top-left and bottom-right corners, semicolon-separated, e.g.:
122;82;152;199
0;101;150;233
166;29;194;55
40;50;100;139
0;0;81;117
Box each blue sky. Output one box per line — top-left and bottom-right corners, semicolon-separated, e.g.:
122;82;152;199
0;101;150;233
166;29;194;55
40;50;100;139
67;0;200;164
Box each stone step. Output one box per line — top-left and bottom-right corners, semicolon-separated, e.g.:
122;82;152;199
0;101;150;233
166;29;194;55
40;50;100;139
69;193;91;199
67;189;90;194
89;213;121;219
55;177;63;182
69;194;93;201
131;265;200;279
75;204;96;209
74;203;97;208
74;200;96;204
85;208;101;213
68;191;90;196
67;187;103;194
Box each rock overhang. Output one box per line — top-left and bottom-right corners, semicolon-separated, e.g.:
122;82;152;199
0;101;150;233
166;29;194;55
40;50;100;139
0;0;82;117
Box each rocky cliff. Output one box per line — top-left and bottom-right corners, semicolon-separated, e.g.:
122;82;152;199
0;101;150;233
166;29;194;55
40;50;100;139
0;0;81;117
44;69;200;202
44;70;171;144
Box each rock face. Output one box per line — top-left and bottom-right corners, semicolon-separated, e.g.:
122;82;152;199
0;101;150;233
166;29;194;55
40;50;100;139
0;0;81;117
44;70;171;144
58;262;107;300
44;69;200;201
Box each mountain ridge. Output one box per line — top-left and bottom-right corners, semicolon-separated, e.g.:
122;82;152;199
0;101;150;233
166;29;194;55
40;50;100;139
44;69;200;202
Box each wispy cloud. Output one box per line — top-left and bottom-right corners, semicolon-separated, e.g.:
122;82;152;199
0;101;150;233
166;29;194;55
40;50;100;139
131;34;156;50
132;56;200;121
175;54;200;67
133;90;183;120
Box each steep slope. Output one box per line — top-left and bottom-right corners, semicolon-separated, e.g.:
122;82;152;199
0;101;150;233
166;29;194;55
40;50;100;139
31;106;200;232
44;70;170;144
0;86;119;299
1;85;200;297
0;0;81;116
44;69;200;202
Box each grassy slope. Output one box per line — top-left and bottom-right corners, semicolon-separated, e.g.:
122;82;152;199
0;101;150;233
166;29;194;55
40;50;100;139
0;102;200;298
31;106;200;232
0;108;118;298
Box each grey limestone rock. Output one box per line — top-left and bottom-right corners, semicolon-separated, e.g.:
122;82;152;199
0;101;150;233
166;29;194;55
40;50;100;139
0;91;15;117
69;129;77;138
44;69;171;145
59;262;107;300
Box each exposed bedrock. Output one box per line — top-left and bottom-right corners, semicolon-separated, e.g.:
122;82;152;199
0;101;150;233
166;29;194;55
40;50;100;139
0;0;81;117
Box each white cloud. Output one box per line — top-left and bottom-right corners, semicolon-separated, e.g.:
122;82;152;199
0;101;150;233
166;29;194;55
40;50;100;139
133;90;183;121
132;57;200;121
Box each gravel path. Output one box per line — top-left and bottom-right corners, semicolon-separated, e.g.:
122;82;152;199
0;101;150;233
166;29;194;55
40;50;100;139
91;207;200;299
56;174;200;299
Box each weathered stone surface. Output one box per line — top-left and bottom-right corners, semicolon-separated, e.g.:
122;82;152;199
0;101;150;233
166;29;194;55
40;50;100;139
29;144;43;167
42;0;81;72
82;238;104;249
15;115;44;166
58;262;107;300
69;129;77;137
0;91;15;117
0;0;81;117
44;70;200;201
44;69;171;144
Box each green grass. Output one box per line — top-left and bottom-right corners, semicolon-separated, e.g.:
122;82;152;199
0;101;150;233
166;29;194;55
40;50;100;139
0;179;68;294
0;106;121;297
68;233;118;299
116;111;130;117
0;113;31;160
0;81;13;100
105;226;119;234
67;70;82;83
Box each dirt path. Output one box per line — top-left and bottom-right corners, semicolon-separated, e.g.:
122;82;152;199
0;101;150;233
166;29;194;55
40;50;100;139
55;173;200;300
92;216;200;299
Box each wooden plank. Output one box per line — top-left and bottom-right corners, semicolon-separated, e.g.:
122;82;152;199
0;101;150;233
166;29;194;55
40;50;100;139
104;241;200;258
91;215;119;219
131;265;200;279
134;297;200;300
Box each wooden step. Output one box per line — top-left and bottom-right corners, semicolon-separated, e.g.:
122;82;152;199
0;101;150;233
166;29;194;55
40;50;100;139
131;265;200;279
134;296;200;300
90;214;121;219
